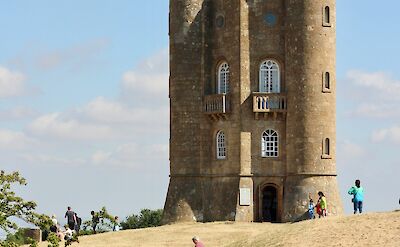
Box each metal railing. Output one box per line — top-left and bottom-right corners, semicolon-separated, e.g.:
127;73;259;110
204;94;229;114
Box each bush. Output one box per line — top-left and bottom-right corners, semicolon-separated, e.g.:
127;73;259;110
27;238;38;247
47;232;60;247
120;209;163;230
0;241;18;247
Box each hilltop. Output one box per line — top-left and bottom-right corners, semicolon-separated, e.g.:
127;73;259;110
33;211;399;247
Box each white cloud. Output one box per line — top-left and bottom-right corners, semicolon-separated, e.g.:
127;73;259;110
91;143;168;169
343;71;400;119
2;49;169;173
346;70;400;99
36;38;110;71
0;129;37;150
122;49;168;96
28;113;116;141
0;66;27;98
338;140;366;159
20;153;86;167
0;106;38;120
371;126;400;144
78;97;168;125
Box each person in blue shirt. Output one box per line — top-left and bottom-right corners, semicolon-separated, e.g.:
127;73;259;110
308;199;315;219
348;179;364;214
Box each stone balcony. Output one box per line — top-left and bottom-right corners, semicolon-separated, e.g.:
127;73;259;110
204;94;230;120
252;92;287;119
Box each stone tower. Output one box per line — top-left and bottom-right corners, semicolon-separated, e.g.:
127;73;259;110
163;0;343;223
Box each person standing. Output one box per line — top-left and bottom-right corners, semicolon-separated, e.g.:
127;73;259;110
50;214;58;233
64;206;76;230
91;210;100;234
348;179;364;214
74;213;82;234
308;199;315;219
113;216;120;231
316;192;327;218
192;236;205;247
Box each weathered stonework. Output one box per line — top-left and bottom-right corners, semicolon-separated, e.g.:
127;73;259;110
163;0;343;223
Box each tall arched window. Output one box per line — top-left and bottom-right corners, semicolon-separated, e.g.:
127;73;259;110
324;6;330;24
261;129;279;157
217;62;230;94
259;60;280;93
216;131;226;159
324;138;330;156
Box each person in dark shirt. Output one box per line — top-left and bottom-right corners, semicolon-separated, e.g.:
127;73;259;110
64;206;76;230
91;210;100;234
74;213;82;234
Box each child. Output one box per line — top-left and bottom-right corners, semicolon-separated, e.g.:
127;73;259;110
308;199;315;219
64;225;79;246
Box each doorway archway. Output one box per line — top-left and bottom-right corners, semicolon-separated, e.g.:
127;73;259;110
262;186;278;222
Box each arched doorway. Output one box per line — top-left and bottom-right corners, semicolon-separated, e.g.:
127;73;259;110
262;186;278;222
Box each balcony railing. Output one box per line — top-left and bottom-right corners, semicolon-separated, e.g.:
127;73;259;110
253;92;287;113
204;94;229;114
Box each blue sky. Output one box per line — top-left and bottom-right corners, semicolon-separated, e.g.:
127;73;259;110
0;0;399;228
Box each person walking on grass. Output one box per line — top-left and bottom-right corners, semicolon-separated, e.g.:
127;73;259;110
91;210;100;234
192;236;205;247
348;179;364;214
113;216;120;231
64;206;76;231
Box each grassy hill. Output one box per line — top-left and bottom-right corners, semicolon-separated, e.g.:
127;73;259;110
33;211;399;247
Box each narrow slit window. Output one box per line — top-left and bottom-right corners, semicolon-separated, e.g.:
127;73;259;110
324;6;330;24
324;138;330;156
325;72;330;89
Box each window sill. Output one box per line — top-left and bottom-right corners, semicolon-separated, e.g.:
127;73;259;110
322;88;332;93
321;154;332;159
322;23;332;27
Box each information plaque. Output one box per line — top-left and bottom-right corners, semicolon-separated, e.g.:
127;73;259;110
239;188;251;206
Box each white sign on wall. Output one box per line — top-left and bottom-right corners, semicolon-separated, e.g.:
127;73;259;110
239;188;251;206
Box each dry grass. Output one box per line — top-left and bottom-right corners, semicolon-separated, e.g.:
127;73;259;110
32;211;400;247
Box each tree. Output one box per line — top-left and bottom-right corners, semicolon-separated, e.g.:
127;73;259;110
120;209;163;230
82;206;116;233
0;170;37;232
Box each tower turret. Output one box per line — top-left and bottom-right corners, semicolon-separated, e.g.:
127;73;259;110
163;0;343;224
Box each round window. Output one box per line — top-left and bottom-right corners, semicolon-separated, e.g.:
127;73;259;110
264;13;277;26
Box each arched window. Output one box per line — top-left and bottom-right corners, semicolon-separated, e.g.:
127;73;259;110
259;60;280;93
216;131;226;159
324;72;330;90
217;62;230;94
261;129;279;157
324;138;330;156
324;6;330;24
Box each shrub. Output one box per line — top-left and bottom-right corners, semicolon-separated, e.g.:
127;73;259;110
0;242;18;247
120;209;163;230
27;238;38;247
47;232;60;247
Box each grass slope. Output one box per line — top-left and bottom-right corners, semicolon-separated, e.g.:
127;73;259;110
34;211;400;247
